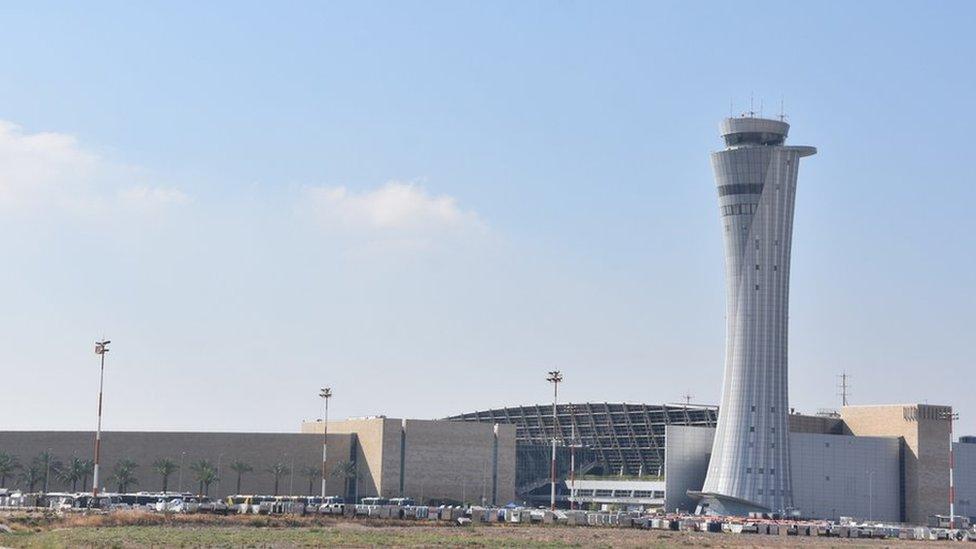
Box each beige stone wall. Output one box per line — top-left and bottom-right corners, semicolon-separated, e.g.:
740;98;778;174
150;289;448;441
397;420;515;504
301;417;517;504
302;418;389;498
841;404;951;524
0;431;353;498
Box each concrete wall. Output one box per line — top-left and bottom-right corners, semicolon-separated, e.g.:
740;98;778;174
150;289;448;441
791;432;900;521
0;431;353;497
664;425;714;512
788;414;847;435
842;404;951;524
302;418;516;504
303;418;389;498
664;425;902;521
953;441;976;519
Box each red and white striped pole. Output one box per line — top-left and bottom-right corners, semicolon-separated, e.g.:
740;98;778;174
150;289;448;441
92;339;110;501
947;409;959;529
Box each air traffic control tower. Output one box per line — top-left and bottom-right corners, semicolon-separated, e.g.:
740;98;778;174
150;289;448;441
694;116;816;516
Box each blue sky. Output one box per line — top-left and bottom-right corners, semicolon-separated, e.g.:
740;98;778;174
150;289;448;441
1;2;973;433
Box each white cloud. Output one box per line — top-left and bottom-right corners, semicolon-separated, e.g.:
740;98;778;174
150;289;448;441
302;181;486;236
0;120;186;215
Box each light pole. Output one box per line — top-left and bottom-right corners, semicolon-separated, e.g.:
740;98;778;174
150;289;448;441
941;409;960;529
546;370;562;511
92;339;110;499
319;387;332;499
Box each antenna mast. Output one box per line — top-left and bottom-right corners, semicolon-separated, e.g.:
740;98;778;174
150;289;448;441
837;372;850;407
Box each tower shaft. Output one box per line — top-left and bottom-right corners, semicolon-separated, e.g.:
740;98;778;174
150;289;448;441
699;117;816;514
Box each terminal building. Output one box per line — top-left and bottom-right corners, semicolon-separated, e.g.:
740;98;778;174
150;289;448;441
0;417;516;505
451;401;967;524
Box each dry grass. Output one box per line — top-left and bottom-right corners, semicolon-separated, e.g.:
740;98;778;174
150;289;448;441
0;512;964;548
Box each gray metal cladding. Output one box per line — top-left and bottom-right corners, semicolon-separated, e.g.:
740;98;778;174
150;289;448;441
701;117;816;513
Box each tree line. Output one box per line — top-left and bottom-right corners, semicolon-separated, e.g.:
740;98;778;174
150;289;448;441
0;451;359;496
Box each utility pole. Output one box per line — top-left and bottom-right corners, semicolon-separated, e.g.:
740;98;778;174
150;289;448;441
546;370;563;511
319;387;332;499
837;372;850;407
92;339;110;501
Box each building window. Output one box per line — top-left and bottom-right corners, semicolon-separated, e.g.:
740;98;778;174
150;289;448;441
758;489;763;495
758;468;764;474
755;264;760;270
749;426;755;432
751;405;756;412
771;427;775;433
825;476;830;481
746;467;752;473
825;442;830;448
770;469;775;475
755;284;760;290
773;265;778;271
770;406;775;412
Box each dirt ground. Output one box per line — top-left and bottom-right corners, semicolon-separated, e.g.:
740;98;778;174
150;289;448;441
0;512;961;548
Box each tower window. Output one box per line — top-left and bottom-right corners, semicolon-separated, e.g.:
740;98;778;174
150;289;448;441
773;265;778;271
751;405;756;412
758;468;764;474
755;284;760;290
749;426;755;432
746;467;752;473
755;264;760;270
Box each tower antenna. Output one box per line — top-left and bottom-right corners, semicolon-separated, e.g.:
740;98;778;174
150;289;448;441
837;372;851;407
779;96;786;121
749;92;755;117
760;98;764;118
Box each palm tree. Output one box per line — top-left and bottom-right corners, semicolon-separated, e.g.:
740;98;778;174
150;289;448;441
153;458;179;493
110;459;139;493
34;451;61;492
228;460;252;494
0;453;21;488
265;463;290;496
58;457;88;491
189;460;218;496
300;465;320;496
20;462;43;492
331;460;358;500
79;459;94;492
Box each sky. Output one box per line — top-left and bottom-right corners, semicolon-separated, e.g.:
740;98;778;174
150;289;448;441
1;1;974;434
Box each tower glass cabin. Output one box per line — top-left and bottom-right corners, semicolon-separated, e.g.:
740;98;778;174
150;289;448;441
697;116;816;515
